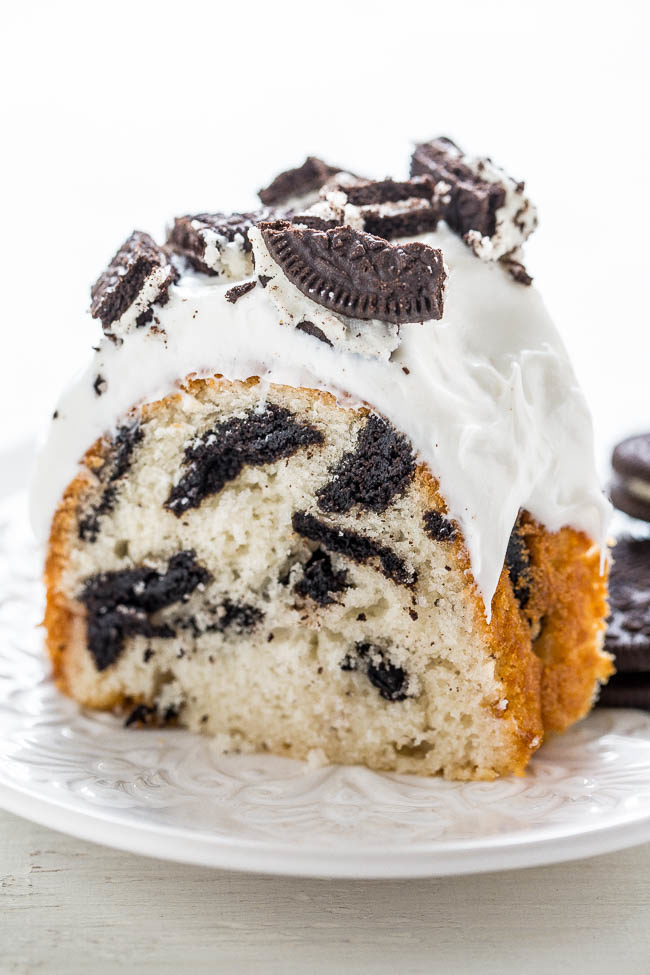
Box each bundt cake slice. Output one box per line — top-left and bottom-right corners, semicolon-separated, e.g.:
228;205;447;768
35;140;612;779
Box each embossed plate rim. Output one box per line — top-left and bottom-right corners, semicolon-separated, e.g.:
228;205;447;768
2;489;650;878
2;757;650;878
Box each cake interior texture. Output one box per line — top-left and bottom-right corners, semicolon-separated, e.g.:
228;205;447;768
45;377;611;780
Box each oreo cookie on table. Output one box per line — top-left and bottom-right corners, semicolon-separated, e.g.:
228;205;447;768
166;211;272;277
90;231;179;333
258;220;446;324
258;156;350;207
410;136;538;262
610;433;650;523
598;673;650;709
598;536;650;710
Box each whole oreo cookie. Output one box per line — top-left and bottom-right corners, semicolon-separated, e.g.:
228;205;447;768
604;537;650;673
610;434;650;522
259;221;446;324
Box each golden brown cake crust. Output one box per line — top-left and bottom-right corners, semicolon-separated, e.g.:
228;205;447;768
43;375;611;778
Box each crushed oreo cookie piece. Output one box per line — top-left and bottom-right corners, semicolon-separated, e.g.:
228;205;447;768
295;321;333;346
90;231;178;332
167;211;271;277
327;176;440;239
78;422;144;542
93;374;107;397
500;253;533;285
603;537;650;671
225;280;257;303
294;548;349;605
259;221;446;324
505;516;532;609
292;511;415;587
317;415;415;514
410;137;537;260
423;510;457;542
342;642;410;701
172;598;263;638
411;137;504;238
165;404;324;515
290;213;343;232
79;551;211;671
211;599;264;633
258;156;347;207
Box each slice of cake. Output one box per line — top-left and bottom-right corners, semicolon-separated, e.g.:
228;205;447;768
34;140;612;780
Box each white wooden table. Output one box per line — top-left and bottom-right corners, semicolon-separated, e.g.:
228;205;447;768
1;810;648;975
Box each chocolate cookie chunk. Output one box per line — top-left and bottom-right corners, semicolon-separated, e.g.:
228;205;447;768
500;253;533;286
295;321;333;345
423;510;457;542
225;280;257;303
291;511;416;587
610;434;650;522
317;415;415;514
330;176;440;239
341;642;411;702
165;404;324;514
173;599;264;637
411;137;505;239
258;156;346;206
79;551;211;671
603;537;650;672
90;231;179;331
78;422;144;542
259;221;446;324
410;137;537;259
294;549;349;606
505;518;533;610
167;211;271;276
598;672;650;710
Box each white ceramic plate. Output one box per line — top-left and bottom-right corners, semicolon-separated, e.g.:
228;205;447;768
2;492;650;878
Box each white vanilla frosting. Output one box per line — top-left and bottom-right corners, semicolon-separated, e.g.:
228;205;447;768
249;226;402;359
30;223;610;618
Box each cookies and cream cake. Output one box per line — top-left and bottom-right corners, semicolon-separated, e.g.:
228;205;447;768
34;138;613;780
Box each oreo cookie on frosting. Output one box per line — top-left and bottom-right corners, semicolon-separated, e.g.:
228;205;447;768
258;156;351;209
295;176;441;241
610;434;650;523
248;219;446;358
410;137;538;261
90;231;179;336
167;211;272;279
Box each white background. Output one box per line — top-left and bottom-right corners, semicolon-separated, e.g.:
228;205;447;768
1;0;649;468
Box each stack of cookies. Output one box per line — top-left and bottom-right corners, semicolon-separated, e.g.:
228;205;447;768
602;435;650;708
